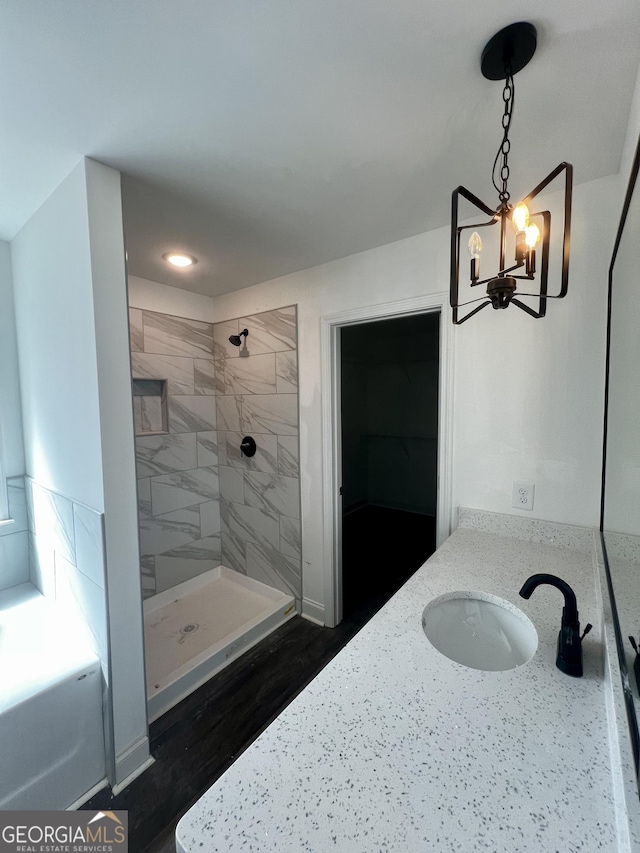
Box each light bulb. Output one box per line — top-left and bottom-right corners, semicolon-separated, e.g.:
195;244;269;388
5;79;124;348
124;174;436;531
525;224;541;248
468;231;482;282
162;252;198;267
512;203;530;233
468;231;482;259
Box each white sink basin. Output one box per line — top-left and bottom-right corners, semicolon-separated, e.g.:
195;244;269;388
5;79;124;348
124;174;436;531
421;591;538;672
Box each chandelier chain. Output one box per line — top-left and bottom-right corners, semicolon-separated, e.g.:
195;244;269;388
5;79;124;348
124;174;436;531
491;67;515;205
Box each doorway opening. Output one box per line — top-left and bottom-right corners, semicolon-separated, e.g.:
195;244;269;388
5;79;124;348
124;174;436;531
339;312;440;622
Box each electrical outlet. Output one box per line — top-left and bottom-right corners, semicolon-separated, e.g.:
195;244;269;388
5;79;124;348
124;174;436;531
512;481;535;511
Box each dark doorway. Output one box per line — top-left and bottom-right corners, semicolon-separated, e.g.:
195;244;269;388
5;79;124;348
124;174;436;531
340;312;439;622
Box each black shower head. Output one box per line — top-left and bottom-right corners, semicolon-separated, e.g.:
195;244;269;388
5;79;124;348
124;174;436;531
229;328;249;347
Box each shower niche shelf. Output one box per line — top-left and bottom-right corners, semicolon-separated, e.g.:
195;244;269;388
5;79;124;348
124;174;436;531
133;378;169;436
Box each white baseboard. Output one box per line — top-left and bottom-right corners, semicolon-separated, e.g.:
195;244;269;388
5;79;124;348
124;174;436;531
301;597;325;625
112;736;154;793
69;744;155;805
112;756;155;796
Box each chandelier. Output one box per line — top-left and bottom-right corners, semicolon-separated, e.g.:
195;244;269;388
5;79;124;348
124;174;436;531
450;22;573;324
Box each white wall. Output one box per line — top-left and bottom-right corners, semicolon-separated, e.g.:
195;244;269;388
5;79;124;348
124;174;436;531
129;274;213;320
190;174;619;615
129;229;450;615
0;241;25;480
128;172;618;619
85;160;150;785
11;158;150;788
11;162;105;509
453;175;617;528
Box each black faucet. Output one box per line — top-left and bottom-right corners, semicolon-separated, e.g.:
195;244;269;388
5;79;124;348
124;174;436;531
519;573;592;678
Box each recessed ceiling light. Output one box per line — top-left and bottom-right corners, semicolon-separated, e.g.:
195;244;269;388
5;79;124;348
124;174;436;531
163;252;198;268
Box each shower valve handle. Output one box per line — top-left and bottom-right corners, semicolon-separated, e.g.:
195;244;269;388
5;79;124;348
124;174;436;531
240;436;257;458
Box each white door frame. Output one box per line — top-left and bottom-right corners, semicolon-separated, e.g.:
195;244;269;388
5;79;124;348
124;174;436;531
320;293;454;628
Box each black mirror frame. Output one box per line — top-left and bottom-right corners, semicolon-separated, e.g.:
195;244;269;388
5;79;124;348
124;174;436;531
600;129;640;793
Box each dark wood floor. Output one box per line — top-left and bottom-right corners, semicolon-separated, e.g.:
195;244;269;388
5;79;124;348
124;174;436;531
84;505;435;853
342;504;436;619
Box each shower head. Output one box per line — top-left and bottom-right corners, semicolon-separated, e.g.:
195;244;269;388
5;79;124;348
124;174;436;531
229;328;249;347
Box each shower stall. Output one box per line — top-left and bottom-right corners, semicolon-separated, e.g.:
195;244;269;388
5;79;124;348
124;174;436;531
129;302;302;721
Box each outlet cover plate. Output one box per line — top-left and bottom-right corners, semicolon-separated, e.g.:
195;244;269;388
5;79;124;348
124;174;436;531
512;481;535;511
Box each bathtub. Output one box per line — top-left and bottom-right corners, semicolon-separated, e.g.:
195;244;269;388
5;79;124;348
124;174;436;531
144;566;296;722
0;582;106;809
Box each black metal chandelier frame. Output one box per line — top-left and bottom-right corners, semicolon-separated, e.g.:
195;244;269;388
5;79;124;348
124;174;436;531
450;22;573;325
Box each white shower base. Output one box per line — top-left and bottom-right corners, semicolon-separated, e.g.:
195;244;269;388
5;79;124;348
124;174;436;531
144;566;296;722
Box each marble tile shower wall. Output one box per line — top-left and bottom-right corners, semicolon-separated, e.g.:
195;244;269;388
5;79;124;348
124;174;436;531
24;477;108;673
129;308;220;598
214;307;302;604
0;477;29;591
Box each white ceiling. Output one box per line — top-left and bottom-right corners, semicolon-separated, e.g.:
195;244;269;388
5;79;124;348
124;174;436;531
2;1;639;297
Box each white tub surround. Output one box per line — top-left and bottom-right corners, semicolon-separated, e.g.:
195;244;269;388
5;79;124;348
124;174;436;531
177;511;622;852
0;583;104;809
131;300;302;607
214;307;302;607
130;306;220;600
0;476;29;591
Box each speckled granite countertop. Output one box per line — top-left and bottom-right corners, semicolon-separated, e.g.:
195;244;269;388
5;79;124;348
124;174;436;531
176;511;620;852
